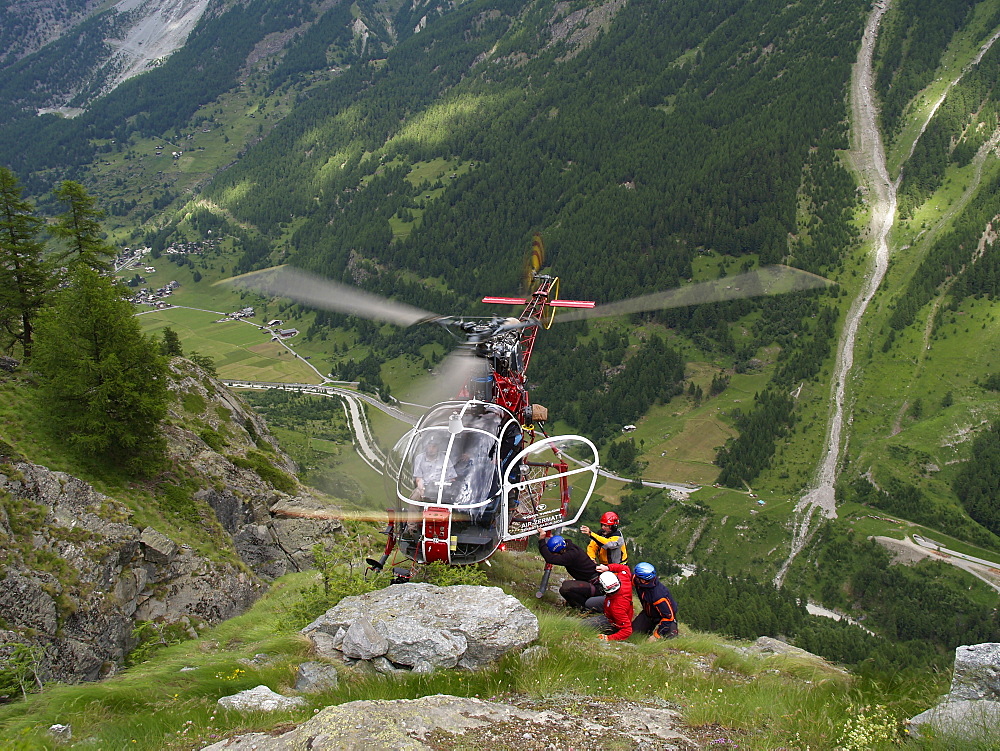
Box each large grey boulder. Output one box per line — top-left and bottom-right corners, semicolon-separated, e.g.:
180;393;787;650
302;583;538;672
951;643;1000;701
909;643;1000;741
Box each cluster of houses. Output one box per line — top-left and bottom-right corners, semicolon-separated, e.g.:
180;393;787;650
113;245;150;270
214;307;259;324
131;279;180;307
163;238;218;256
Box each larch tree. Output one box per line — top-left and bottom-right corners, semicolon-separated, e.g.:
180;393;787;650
0;167;50;358
31;266;169;470
51;181;116;272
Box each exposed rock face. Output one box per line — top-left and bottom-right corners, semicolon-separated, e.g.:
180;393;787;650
196;487;344;579
164;360;345;579
909;643;1000;740
200;694;696;750
0;462;263;684
302;583;538;672
950;642;1000;700
13;0;212;114
0;359;347;685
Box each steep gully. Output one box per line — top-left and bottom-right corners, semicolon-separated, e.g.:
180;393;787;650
775;2;1000;587
773;1;896;587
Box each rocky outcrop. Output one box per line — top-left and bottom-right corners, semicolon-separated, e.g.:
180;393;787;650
0;359;347;685
909;643;1000;740
302;583;538;673
164;359;344;579
201;694;696;750
197;488;344;580
0;461;263;685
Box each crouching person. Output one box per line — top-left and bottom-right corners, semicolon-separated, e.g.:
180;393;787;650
537;529;601;611
585;564;633;641
631;562;679;640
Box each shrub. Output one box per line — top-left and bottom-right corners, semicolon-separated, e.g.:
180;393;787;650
227;451;297;493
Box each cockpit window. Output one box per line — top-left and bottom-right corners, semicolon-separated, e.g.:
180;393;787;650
390;401;514;509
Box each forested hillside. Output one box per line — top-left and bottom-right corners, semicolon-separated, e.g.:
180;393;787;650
3;0;1000;667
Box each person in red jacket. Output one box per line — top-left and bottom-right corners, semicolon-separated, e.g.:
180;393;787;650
584;563;633;641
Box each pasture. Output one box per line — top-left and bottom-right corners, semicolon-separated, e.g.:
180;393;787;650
137;307;321;383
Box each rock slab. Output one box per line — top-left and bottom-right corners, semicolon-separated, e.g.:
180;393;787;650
301;583;538;672
200;694;695;750
909;642;1000;741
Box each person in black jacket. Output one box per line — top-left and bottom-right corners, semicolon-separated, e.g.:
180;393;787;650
537;529;601;610
631;562;679;639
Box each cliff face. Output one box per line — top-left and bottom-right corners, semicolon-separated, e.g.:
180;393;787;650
0;358;345;685
0;461;261;683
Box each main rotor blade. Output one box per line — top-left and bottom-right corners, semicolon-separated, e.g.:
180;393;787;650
556;265;833;322
403;348;488;409
218;265;438;327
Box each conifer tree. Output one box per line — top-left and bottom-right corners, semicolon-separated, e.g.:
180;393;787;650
51;181;116;272
31;266;169;470
160;327;183;356
0;167;50;358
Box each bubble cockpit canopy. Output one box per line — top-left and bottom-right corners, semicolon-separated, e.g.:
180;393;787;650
386;400;520;512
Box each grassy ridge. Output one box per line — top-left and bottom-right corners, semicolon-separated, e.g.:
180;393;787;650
0;555;958;751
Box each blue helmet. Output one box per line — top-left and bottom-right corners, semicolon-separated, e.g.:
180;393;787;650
546;535;567;553
634;562;656;580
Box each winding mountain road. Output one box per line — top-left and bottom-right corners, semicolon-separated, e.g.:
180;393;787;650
224;380;418;473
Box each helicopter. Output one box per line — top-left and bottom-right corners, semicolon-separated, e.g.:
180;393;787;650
225;237;831;578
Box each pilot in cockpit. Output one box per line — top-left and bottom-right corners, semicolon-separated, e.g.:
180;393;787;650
410;437;459;501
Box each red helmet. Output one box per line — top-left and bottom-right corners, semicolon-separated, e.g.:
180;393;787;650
600;511;620;526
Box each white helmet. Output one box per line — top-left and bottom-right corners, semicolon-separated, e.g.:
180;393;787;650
599;571;621;594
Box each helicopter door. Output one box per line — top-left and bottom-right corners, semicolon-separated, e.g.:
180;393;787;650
501;435;599;540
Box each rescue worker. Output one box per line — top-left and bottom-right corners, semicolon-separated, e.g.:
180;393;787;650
580;511;628;565
631;562;679;640
537;529;601;610
584;563;633;640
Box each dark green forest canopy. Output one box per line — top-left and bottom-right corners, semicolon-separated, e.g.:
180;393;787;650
873;0;987;141
200;0;867;303
0;1;867;470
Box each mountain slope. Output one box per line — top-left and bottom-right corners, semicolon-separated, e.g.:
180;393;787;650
1;0;1000;657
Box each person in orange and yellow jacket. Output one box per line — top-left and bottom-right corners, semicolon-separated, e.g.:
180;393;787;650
580;510;628;565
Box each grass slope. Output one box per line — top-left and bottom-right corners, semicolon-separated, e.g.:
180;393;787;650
0;553;960;751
